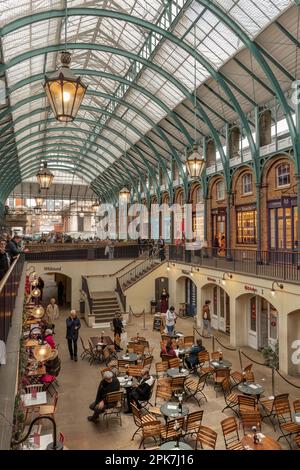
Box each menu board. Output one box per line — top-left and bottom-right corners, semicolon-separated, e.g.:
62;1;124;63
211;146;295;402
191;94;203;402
153;315;162;331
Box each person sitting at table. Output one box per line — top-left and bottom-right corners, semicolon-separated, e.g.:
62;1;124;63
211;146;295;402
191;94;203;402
184;339;206;372
125;370;155;413
87;370;120;422
160;339;177;358
44;329;56;350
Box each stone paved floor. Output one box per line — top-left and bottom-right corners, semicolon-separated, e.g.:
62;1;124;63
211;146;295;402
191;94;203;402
44;310;300;450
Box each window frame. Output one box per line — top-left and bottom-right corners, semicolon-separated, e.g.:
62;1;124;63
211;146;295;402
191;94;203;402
236;209;257;245
276;163;291;188
216;180;225;201
242;172;253;196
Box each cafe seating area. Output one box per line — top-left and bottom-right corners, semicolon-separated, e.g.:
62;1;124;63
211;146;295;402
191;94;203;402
24;308;298;451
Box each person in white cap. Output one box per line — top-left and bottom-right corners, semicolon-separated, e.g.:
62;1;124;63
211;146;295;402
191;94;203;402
87;370;120;422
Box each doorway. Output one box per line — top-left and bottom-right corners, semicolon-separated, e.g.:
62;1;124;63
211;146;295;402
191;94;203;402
44;273;72;307
155;277;169;312
212;285;230;333
248;296;278;350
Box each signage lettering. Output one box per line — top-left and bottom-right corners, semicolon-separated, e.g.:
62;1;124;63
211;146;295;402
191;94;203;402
44;266;61;271
244;285;257;292
207;277;216;282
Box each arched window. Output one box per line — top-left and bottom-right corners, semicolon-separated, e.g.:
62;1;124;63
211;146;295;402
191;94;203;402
242;172;253;195
276;163;290;188
216;180;225;201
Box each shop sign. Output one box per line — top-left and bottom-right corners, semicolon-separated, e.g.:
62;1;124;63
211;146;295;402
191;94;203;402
207;277;216;283
236;203;257;212
244;285;257;292
44;266;61;271
182;269;190;275
281;196;291;207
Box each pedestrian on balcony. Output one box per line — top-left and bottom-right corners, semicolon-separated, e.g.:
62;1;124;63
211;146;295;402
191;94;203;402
0;239;10;280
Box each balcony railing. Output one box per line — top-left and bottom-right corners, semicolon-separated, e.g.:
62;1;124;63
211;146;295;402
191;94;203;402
0;254;24;342
168;246;300;283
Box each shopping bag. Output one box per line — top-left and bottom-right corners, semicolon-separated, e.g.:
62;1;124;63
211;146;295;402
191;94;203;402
121;332;127;344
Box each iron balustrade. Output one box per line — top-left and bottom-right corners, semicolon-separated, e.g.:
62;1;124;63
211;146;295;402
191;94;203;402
168;246;300;283
25;244;141;261
0;254;24;342
81;276;93;315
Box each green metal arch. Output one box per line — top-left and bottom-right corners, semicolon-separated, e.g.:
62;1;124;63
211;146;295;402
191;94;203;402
0;94;184;192
7;70;193;146
0;8;261;180
0;41;226;192
196;0;299;174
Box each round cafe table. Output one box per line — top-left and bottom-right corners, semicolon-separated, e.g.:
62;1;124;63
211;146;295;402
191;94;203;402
160;441;193;450
241;434;281;450
167;367;189;378
160;402;189;420
121;353;137;363
210;359;232;369
238;382;264;400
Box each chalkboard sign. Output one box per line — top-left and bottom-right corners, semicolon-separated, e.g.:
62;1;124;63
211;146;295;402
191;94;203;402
153;315;162;331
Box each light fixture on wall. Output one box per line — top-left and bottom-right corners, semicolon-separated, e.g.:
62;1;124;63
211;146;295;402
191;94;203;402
43;1;87;122
35;190;44;207
185;25;205;179
31;305;45;319
33;343;52;362
167;262;170;271
271;281;283;296
31;287;41;298
222;272;232;286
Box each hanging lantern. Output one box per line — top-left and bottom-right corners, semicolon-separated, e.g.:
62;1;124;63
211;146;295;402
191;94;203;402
79;210;84;218
43;51;87;122
33;343;52;362
31;305;45;319
34;206;42;216
35;194;44;207
185;145;205;178
31;278;38;287
31;287;41;298
36;162;54;189
119;187;130;203
92;200;100;212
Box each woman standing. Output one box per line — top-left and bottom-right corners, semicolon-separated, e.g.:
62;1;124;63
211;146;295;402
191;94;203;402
46;298;59;333
160;288;169;314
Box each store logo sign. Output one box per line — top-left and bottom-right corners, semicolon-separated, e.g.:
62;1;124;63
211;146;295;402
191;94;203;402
207;277;216;282
44;266;61;271
244;285;257;292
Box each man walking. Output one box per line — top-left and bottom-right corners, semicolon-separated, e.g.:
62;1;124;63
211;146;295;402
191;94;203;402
66;310;81;361
202;300;212;337
165;306;176;335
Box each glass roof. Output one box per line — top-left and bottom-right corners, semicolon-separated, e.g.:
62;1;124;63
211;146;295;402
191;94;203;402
0;0;296;199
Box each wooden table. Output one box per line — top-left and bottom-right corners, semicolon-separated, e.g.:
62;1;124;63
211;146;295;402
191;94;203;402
27;366;46;377
25;339;39;348
210;359;232;369
241;434;282;450
90;336;113;348
130;336;146;342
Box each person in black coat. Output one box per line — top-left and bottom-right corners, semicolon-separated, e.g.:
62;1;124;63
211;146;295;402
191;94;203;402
66;310;81;361
6;235;22;260
125;371;155;412
0;239;10;280
37;276;45;301
112;312;124;351
87;371;120;422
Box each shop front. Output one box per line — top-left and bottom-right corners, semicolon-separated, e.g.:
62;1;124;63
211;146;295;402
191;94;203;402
248;295;278;350
211;208;226;254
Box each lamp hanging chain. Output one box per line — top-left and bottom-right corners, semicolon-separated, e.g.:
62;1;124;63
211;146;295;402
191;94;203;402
65;0;68;52
194;25;197;146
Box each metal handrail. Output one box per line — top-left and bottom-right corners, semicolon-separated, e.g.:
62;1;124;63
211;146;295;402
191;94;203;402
0;255;20;295
117;253;162;291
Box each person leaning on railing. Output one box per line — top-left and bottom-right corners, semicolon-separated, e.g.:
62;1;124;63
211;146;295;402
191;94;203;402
0;238;11;280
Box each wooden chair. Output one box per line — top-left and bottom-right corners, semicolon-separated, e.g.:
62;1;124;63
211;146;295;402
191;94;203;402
142;355;153;370
139;340;150;353
184;336;194;347
221;377;239;416
240;411;262;435
230;363;253;386
131;403;158;440
127;365;144;378
155;362;168;378
25;384;44;394
160;417;185;443
294;435;300;449
214;368;230;396
140;420;162;449
117;359;130;375
184;410;203;440
260;393;288;431
195;425;217;450
133;344;145;355
102;391;123;427
274;395;300;448
293;399;300;413
238;395;257;415
139;379;156;409
220;417;244;450
184;373;208;406
171;376;185;394
154;378;172;405
88;340;99;364
211;351;221;361
161;354;172;363
80;337;93;361
168;357;180;369
38;393;58;420
198;351;213;375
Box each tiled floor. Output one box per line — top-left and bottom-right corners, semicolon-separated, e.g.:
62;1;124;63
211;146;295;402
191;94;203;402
46;310;299;450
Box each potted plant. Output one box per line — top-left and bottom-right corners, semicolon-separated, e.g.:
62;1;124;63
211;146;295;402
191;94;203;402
261;341;279;369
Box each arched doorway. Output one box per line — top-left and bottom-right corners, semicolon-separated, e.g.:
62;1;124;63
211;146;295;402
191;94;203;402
201;283;230;333
236;293;278;350
176;276;197;316
43;272;72;307
287;309;300;377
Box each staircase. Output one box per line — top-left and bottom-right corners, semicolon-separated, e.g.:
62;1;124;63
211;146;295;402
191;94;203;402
118;256;162;291
90;291;120;328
